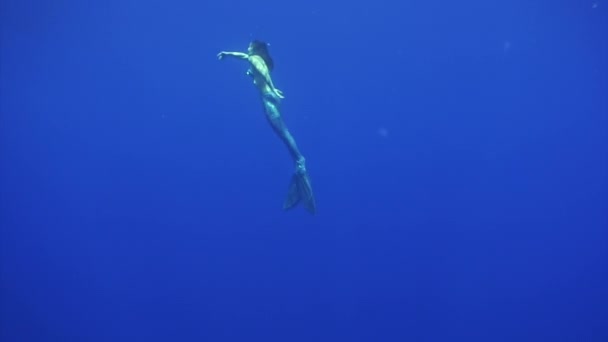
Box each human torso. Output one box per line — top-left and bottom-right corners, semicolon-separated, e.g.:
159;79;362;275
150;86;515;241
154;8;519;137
247;56;273;95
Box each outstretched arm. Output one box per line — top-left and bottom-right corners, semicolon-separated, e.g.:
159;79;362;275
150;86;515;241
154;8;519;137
217;51;248;60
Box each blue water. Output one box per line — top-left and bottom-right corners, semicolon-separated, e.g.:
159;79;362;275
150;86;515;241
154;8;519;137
1;1;607;341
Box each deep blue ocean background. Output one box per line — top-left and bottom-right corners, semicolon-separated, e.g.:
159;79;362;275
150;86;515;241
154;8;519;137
1;1;607;341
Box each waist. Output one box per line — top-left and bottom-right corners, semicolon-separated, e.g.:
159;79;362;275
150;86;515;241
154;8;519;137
261;89;280;103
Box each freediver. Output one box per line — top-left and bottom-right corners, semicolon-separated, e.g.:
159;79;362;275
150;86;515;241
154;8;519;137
217;40;316;214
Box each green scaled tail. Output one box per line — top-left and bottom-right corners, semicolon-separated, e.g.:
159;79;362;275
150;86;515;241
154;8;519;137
283;160;316;215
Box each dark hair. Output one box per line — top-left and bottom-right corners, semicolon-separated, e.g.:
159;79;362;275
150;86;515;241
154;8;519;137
249;40;274;71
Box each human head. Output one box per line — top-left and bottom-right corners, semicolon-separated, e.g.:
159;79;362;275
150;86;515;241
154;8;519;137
248;40;274;70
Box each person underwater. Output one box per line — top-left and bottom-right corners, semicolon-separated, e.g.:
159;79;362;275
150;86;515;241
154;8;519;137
217;40;316;214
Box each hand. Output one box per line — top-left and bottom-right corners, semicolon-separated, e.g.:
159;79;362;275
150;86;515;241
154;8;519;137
217;51;227;60
274;88;285;99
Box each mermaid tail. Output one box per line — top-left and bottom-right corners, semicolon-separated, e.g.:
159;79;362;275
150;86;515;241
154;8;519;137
283;159;316;215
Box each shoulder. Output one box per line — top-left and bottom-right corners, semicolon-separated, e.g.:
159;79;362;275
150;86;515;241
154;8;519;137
248;55;264;63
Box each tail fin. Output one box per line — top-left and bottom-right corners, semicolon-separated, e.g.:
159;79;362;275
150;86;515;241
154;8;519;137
283;170;316;215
